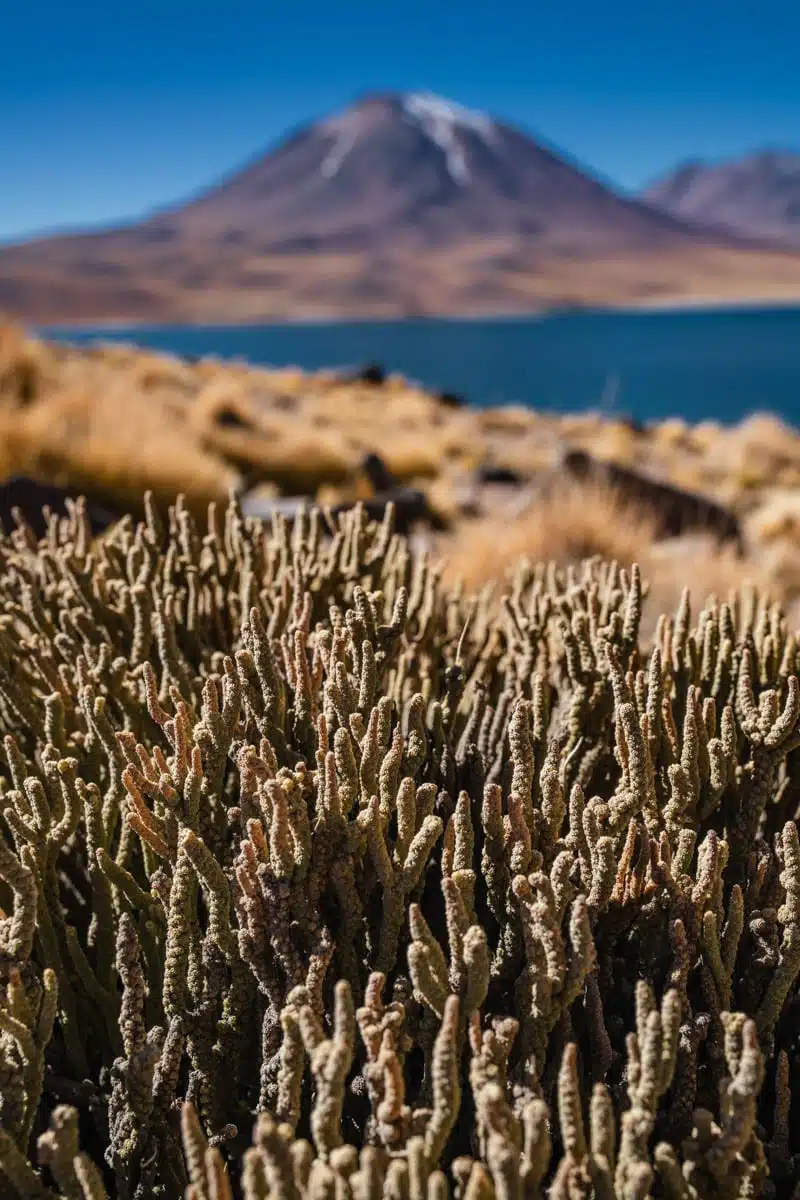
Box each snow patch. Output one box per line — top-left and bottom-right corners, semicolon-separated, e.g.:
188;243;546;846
318;106;375;179
402;92;496;185
320;128;359;179
317;91;496;183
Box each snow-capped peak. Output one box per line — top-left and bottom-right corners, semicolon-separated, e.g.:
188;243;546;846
402;92;494;138
318;91;496;184
402;92;495;185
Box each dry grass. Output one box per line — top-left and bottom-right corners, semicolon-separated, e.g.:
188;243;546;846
6;321;800;515
440;480;661;587
0;408;235;517
643;535;774;636
5;322;800;614
439;479;777;637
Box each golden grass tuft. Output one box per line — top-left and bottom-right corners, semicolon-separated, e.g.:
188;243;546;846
440;480;660;589
439;480;774;639
746;490;800;544
0;368;237;515
643;535;771;634
0;322;59;408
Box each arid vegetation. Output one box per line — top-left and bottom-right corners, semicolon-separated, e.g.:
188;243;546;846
4;495;800;1197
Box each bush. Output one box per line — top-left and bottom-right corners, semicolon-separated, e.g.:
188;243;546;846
1;495;799;1199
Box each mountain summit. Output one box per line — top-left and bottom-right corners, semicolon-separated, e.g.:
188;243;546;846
643;151;800;247
2;92;800;322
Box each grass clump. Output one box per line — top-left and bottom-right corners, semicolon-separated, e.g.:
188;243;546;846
1;494;800;1198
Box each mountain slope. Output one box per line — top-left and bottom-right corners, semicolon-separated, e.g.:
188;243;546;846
2;93;800;323
644;151;800;247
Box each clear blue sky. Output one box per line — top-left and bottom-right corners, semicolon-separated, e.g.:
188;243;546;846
3;0;798;242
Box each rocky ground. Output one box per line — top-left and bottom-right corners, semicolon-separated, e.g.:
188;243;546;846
3;321;800;625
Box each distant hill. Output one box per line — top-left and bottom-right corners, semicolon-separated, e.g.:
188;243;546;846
3;94;800;323
643;151;800;248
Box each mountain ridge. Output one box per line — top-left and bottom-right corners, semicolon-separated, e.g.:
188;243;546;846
643;149;800;247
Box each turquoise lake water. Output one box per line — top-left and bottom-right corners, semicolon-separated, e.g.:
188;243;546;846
46;305;800;425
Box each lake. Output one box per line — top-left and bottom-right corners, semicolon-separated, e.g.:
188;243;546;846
45;305;800;426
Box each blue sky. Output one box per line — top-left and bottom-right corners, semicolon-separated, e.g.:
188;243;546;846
3;0;798;242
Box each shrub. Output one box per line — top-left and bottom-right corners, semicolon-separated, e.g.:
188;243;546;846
1;495;799;1198
441;480;661;588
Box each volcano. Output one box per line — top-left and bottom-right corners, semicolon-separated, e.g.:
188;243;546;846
2;92;800;323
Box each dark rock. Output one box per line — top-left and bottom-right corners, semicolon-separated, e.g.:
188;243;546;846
350;363;387;386
215;406;252;430
435;389;468;409
353;488;448;534
615;413;646;435
0;477;117;538
361;452;396;492
560;449;743;550
561;449;594;479
476;464;525;485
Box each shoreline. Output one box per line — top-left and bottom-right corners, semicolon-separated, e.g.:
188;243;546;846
608;293;800;314
34;294;800;335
